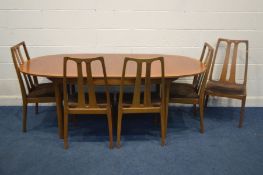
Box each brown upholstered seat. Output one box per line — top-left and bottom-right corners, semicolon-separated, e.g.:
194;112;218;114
28;83;55;98
205;80;245;96
170;83;199;99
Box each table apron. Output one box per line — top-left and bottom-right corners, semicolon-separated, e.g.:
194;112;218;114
49;77;176;86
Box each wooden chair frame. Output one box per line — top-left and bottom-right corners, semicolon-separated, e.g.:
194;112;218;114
11;41;55;132
117;57;166;147
63;56;113;149
205;38;249;127
169;42;214;133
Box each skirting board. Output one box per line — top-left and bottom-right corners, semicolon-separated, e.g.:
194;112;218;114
0;96;263;107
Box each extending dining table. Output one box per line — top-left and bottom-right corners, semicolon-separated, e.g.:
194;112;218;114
20;53;206;138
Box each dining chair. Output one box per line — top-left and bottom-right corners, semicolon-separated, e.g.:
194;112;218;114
11;41;56;132
117;57;166;147
63;56;113;149
169;42;214;133
205;38;249;128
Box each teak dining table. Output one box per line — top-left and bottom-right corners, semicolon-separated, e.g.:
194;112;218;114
20;53;206;139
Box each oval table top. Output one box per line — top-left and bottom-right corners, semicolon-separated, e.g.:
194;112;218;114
20;53;206;79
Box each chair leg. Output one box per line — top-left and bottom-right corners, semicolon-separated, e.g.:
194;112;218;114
239;97;246;128
160;110;166;146
64;112;69;149
54;81;63;139
199;99;205;134
35;102;39;114
164;103;169;139
193;104;197;116
116;109;123;148
22;103;27;132
164;81;170;139
107;108;113;149
205;95;209;107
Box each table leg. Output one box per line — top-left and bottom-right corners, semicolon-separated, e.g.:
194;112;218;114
54;80;63;139
164;81;171;138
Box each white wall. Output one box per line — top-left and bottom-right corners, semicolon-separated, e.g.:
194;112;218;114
0;0;262;106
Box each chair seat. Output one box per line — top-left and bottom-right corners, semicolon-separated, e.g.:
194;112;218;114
118;92;161;107
206;80;246;96
170;83;199;99
28;83;55;98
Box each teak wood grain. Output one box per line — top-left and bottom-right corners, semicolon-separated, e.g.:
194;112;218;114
20;54;206;81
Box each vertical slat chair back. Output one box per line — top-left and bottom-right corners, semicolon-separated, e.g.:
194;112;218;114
11;41;38;99
119;57;165;108
193;43;214;96
63;57;111;109
209;38;249;85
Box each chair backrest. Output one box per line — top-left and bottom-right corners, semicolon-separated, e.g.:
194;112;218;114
119;57;165;108
10;41;38;99
209;38;249;85
193;42;214;96
63;57;111;109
